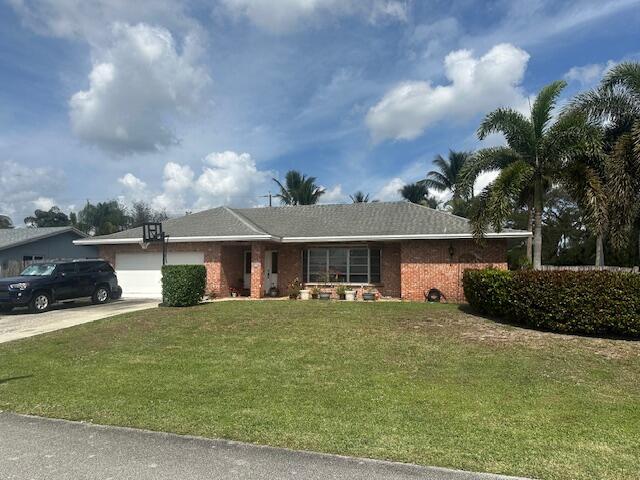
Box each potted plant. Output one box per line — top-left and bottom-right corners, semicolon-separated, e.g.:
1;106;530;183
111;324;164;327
229;286;240;298
299;286;310;300
310;286;320;299
362;287;377;301
335;284;347;300
344;288;356;301
287;278;302;299
268;286;279;297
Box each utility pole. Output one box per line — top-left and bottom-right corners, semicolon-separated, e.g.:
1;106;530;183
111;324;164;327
260;192;273;207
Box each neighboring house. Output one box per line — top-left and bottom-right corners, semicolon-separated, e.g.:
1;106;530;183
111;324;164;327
75;202;530;301
0;227;99;277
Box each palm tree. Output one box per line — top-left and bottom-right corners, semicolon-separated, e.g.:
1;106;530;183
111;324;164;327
272;170;325;205
423;150;472;199
0;215;13;229
571;62;640;262
350;191;370;203
459;80;602;269
400;183;440;209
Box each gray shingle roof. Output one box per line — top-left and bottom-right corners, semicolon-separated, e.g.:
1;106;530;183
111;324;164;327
77;202;530;244
0;227;86;251
87;207;270;240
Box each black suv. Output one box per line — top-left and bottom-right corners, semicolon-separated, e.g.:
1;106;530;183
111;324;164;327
0;260;122;314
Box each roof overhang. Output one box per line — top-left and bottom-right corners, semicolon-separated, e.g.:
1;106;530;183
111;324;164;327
74;231;530;245
73;234;279;245
0;227;88;252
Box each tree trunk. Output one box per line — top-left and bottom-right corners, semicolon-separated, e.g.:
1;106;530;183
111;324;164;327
526;208;533;264
533;178;543;270
595;234;605;268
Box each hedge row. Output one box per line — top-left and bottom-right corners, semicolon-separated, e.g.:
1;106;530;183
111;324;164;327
463;268;640;337
161;265;206;307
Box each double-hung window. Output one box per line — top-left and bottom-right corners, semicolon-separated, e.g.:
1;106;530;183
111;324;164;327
302;247;381;284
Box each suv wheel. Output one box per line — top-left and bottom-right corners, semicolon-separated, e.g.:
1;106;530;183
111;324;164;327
92;286;110;305
30;292;51;314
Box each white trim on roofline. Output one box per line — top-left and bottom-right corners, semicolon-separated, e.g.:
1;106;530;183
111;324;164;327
73;234;278;245
280;232;531;242
74;231;531;245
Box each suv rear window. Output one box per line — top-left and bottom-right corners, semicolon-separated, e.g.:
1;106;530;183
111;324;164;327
58;263;77;274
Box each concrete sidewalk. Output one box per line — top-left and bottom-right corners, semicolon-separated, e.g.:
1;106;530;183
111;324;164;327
0;299;157;343
0;412;531;480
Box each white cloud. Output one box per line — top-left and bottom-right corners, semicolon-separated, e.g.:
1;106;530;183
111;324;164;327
220;0;407;33
151;162;195;212
32;197;55;211
366;43;530;143
564;60;616;87
118;173;147;191
0;160;64;224
194;151;273;209
320;184;346;203
375;177;404;201
69;22;211;153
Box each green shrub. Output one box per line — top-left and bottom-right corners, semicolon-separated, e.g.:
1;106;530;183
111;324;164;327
463;268;640;338
463;268;514;317
161;264;206;307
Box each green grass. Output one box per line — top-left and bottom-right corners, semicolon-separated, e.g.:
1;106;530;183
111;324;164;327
0;301;638;479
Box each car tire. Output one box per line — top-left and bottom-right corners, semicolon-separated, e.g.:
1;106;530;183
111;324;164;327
29;292;51;314
92;285;110;305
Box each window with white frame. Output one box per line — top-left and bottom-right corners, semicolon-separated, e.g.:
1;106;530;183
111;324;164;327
302;247;381;284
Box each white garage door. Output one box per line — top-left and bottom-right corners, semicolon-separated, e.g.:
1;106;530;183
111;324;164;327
115;252;205;298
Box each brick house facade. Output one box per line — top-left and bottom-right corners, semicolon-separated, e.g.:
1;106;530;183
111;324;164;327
98;237;507;303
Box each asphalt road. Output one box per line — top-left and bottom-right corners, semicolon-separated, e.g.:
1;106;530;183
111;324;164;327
0;298;157;343
0;413;530;480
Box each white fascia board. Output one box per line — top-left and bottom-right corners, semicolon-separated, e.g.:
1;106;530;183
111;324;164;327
280;232;531;243
73;235;279;245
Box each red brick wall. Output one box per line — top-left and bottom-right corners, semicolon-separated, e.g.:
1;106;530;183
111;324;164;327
277;244;303;294
400;239;507;302
100;238;507;302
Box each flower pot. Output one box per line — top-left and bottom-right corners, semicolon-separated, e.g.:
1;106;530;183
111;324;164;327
338;294;346;300
345;290;356;301
311;293;319;299
319;292;331;300
362;292;376;301
231;292;238;298
299;289;310;300
268;288;279;297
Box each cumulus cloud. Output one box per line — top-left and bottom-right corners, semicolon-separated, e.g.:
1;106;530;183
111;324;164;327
69;22;211;154
0;160;64;224
151;162;195;212
118;173;147;191
366;43;530;143
564;60;616;87
320;184;347;204
375;177;404;201
194;151;273;209
220;0;407;33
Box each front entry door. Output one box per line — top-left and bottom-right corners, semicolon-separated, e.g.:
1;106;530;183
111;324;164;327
263;250;278;293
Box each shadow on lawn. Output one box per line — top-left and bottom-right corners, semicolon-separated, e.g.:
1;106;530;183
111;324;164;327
0;375;33;385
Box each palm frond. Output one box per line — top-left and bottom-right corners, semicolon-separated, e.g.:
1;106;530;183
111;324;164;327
601;62;640;95
457;146;521;194
477;108;535;157
531;80;567;138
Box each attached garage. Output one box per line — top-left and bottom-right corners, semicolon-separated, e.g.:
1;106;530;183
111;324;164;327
115;251;204;298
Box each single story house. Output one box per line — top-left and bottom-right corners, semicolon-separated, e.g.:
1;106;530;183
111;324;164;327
0;226;98;277
75;202;530;302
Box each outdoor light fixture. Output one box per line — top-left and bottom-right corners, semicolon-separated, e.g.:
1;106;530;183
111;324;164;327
448;244;455;259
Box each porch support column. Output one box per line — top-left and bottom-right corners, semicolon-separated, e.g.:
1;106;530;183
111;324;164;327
250;242;265;298
204;243;223;297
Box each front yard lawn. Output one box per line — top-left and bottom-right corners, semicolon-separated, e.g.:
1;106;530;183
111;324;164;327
0;301;638;479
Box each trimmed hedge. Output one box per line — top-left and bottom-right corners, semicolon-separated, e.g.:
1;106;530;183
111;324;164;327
463;268;640;337
161;264;206;307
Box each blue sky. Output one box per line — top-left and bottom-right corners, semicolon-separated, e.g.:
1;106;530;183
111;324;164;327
1;0;639;224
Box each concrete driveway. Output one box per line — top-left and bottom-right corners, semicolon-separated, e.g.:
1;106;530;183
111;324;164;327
0;298;157;344
0;413;530;480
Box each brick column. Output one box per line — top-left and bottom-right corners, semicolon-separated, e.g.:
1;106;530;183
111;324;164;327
204;243;223;297
250;242;265;298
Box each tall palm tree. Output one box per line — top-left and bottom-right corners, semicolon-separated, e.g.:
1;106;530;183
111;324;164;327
350;191;370;203
572;62;640;262
400;183;440;209
459;80;602;269
272;170;325;205
0;215;13;229
423;150;472;198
